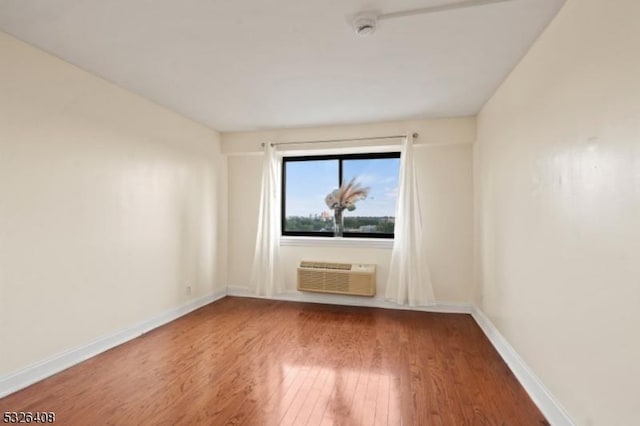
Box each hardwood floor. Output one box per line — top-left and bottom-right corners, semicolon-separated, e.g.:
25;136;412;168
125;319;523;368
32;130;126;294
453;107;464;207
0;297;548;425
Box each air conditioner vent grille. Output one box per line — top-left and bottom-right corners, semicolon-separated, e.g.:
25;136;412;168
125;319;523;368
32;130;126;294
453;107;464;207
297;261;375;297
299;261;352;270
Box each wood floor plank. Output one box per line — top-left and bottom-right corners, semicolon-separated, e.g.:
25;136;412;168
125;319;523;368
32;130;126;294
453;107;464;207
373;372;390;426
0;297;548;425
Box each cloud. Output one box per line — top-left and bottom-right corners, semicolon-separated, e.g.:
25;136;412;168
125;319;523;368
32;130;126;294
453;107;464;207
384;187;398;198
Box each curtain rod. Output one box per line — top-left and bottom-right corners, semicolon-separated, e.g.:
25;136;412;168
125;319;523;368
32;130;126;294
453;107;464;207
261;133;418;147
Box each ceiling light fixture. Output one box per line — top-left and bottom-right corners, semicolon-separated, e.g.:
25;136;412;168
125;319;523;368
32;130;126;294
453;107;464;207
352;12;377;36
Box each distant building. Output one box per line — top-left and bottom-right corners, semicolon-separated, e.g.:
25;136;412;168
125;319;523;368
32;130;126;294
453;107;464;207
359;225;377;232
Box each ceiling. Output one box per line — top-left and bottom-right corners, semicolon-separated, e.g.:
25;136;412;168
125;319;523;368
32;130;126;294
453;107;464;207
0;0;564;132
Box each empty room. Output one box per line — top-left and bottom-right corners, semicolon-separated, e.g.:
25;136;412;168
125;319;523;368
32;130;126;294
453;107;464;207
1;0;638;425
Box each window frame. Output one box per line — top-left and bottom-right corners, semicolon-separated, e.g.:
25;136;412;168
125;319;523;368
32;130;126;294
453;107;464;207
281;151;400;239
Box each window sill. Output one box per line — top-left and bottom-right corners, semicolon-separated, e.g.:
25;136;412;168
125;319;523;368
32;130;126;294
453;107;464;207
280;236;394;249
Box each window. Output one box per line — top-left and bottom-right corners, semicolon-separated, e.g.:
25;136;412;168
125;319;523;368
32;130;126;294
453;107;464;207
282;152;400;238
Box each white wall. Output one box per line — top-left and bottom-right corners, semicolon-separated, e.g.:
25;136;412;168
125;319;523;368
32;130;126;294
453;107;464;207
0;33;227;376
223;118;475;303
475;0;640;424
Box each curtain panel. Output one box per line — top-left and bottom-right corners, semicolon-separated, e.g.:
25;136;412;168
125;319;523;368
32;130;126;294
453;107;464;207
250;143;282;297
385;135;435;306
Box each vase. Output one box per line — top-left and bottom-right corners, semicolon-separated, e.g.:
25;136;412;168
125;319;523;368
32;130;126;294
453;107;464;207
334;208;344;237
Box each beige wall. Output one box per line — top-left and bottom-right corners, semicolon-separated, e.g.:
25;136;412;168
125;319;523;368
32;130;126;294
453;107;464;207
223;118;475;303
0;33;227;375
475;0;640;424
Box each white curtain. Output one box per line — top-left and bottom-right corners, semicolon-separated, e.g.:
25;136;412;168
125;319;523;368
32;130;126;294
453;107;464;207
386;135;435;306
250;143;281;297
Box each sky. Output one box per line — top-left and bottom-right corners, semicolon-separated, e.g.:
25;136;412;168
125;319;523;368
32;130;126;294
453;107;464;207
285;158;400;217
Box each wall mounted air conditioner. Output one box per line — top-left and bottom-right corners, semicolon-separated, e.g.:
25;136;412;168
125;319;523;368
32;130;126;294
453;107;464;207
297;261;376;297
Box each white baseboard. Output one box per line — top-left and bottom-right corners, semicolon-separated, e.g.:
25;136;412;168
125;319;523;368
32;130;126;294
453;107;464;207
0;290;226;399
226;285;472;314
471;307;575;426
